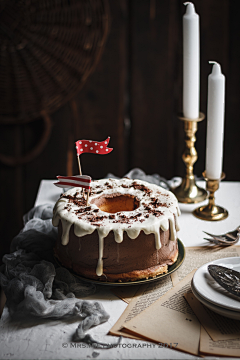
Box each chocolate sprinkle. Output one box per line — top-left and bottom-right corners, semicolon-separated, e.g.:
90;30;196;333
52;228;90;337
130;181;152;194
62;194;86;207
104;182;113;189
150;197;169;208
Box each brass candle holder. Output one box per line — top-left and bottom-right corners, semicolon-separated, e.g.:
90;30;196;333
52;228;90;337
172;113;208;203
193;171;228;221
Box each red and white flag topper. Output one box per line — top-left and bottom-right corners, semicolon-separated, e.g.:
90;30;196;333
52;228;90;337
75;137;113;156
75;137;113;175
54;175;91;191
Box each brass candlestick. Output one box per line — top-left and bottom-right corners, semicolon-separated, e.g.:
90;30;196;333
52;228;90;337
172;113;208;203
193;171;228;221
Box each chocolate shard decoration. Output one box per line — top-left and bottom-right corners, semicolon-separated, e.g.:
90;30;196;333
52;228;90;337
208;265;240;298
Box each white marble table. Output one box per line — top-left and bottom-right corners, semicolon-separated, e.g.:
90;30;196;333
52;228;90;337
0;179;240;360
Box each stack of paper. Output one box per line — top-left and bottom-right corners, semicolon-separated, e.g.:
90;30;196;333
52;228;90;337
110;245;240;357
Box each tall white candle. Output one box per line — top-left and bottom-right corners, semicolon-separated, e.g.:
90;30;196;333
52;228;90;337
183;2;200;119
205;62;225;179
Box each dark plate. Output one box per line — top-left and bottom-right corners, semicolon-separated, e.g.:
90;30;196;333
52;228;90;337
55;239;185;286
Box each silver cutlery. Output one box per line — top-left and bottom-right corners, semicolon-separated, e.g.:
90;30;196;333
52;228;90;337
203;226;240;246
208;264;240;298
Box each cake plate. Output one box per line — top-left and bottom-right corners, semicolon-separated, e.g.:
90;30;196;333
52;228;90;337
54;239;185;286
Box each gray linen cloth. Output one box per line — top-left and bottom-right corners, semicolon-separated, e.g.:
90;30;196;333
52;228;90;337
106;167;181;189
0;168;175;347
0;204;116;347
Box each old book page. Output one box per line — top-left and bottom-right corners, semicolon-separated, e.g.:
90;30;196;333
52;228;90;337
171;245;240;286
109;275;173;339
185;292;240;341
111;285;140;304
200;326;240;358
123;271;201;356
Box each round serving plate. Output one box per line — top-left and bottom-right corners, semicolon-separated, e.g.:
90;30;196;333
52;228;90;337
54;239;185;286
191;280;240;320
192;257;240;312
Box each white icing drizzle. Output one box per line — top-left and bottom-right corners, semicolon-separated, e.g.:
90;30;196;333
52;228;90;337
142;227;161;250
127;228;140;239
169;215;176;241
96;227;109;276
159;217;169;232
175;213;180;232
52;178;180;276
113;229;124;243
61;219;73;246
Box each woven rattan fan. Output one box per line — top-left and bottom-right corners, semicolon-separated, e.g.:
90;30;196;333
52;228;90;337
0;0;109;165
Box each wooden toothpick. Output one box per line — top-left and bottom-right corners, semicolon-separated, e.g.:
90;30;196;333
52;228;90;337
77;154;85;197
77;155;82;175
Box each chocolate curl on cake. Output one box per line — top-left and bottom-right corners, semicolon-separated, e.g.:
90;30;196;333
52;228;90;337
54;175;91;205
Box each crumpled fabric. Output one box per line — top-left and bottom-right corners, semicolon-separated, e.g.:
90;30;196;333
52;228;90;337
0;204;120;348
10;205;57;264
106;167;182;190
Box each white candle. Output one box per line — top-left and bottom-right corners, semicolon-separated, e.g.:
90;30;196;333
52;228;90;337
183;2;200;119
205;62;225;179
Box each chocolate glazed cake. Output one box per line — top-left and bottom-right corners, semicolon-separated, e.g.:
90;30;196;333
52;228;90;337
52;178;181;282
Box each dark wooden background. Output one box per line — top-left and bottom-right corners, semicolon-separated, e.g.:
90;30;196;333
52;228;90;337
1;0;240;261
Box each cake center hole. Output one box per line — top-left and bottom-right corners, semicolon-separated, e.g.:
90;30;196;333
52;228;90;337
90;194;140;213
